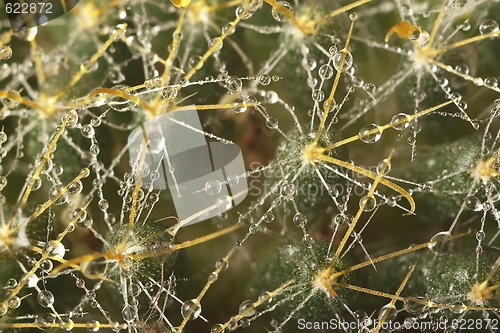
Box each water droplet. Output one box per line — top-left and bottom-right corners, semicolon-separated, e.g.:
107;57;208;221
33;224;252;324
227;318;238;330
209;37;223;51
378;304;397;321
359;124;382;143
259;74;271;85
243;0;264;13
272;1;293;22
239;300;256;317
351;76;364;88
302;234;314;248
404;297;427;314
428;231;452;253
0;45;12;60
454;64;469;75
226;77;242;93
265;91;279;104
376;160;391;175
8;296;21;309
86;320;100;331
391;113;411;130
112;24;127;40
476;230;486;241
81;124;95;138
359;195;376;211
122;305;135;322
263;212;274;223
485;77;498;88
215;258;229;271
281;181;296;198
67;181;83;195
318;64;334;80
49;184;68;205
222;22;236;35
181;299;201;320
231;98;247;114
162;87;178;100
37;290;54;307
450;301;466;314
332;49;353;72
479;20;499;35
364;82;376;93
438;77;449;87
5;278;17;289
107;85;137;112
188;55;202;69
465;196;482;211
205;180;222;195
266;117;279;129
40;259;53;272
62;111;79;128
98;199;109;211
226;175;239;186
211;324;225;333
415;31;430;47
59;317;74;331
0;302;7;316
44;241;66;259
312;89;324;102
147;132;165;154
461;20;471;31
349;12;358;21
293;213;307;227
302;56;317;71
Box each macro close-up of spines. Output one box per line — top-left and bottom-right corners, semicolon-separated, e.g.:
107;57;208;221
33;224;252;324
0;0;499;332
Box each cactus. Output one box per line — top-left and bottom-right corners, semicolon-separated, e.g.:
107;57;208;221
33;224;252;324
0;0;499;332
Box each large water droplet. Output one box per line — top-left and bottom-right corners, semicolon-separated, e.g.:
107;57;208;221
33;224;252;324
37;290;54;307
226;76;242;93
390;113;411;130
428;231;452;253
62;111;78;128
332;49;353;72
312;89;324;102
107;85;137;112
359;195;376;211
479;20;499;35
378;304;397;321
67;181;83;195
465;196;482;211
404;297;427;314
450;301;467;314
122;305;135;322
302;234;314;248
86;320;100;331
40;259;53;272
359;124;382;143
239;300;256;317
318;64;334;80
259;74;271;85
293;213;307;227
162;87;178;100
415;31;430;47
205;180;222;195
272;1;293;22
0;45;12;60
181;299;201;320
44;241;66;259
376;160;391;175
